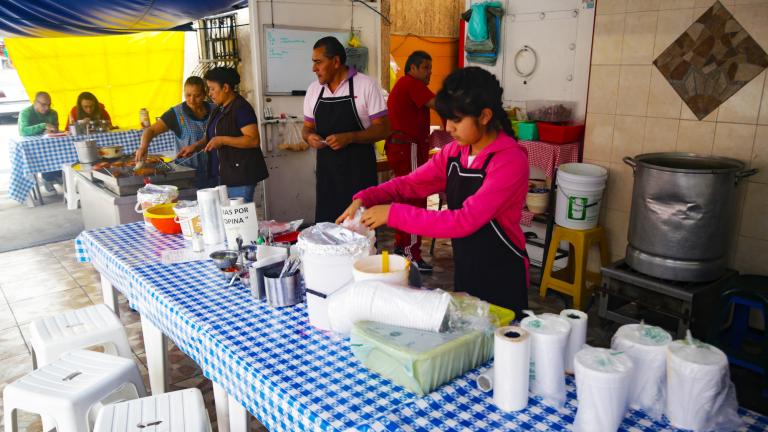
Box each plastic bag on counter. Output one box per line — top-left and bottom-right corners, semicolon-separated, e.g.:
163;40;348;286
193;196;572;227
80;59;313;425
135;184;179;228
327;280;453;335
350;319;494;395
297;222;371;257
445;292;494;333
259;219;303;236
339;207;376;248
665;332;743;432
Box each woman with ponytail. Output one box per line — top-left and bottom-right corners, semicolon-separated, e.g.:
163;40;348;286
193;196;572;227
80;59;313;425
337;67;530;315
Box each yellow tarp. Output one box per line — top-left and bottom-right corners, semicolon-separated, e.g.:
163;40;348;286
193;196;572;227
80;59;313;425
7;32;184;130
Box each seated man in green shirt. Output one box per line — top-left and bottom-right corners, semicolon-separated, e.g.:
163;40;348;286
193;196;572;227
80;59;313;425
18;91;62;190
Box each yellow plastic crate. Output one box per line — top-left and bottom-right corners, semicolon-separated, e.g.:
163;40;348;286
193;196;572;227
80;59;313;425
489;304;516;327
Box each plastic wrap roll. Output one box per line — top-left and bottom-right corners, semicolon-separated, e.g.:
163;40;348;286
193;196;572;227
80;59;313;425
493;326;531;411
520;313;571;407
573;347;634;432
477;367;493;392
197;188;226;246
560;309;587;374
327;281;452;334
665;336;743;432
610;324;671;419
216;185;228;206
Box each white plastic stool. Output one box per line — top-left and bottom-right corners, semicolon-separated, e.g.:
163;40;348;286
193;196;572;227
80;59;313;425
94;388;211;432
3;349;146;432
29;304;133;369
62;163;79;210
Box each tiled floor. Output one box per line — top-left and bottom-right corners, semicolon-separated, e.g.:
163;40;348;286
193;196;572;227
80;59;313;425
0;240;247;432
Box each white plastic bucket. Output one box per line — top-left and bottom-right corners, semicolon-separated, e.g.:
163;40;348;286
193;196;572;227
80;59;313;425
353;254;410;285
555;163;608;230
304;253;361;330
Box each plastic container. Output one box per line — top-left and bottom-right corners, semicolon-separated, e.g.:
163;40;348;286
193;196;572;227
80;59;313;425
353;254;410;285
297;223;372;330
516;122;538;141
144;203;182;234
555;163;608;230
488;304;516;327
525;100;576;123
510;120;534;139
536;122;585;144
173;201;202;239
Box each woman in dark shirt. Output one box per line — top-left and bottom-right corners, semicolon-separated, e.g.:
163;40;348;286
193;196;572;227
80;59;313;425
177;67;268;202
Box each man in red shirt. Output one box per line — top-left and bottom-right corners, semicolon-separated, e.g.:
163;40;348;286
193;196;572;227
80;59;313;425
386;50;436;272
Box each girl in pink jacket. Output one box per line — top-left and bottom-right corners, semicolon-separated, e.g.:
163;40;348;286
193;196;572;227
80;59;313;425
337;67;530;315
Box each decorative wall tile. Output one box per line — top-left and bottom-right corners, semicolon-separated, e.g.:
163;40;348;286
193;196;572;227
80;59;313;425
653;1;768;120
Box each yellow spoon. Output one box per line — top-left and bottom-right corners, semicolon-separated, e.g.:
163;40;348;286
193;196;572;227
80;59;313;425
382;250;389;273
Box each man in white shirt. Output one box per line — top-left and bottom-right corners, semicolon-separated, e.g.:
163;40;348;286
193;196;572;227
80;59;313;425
302;36;390;223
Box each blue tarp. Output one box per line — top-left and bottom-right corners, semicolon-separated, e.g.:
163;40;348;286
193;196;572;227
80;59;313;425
0;0;247;37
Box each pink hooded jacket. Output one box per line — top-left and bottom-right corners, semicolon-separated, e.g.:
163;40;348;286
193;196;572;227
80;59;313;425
354;131;529;252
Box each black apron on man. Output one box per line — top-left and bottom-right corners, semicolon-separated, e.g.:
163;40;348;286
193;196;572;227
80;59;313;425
446;152;530;316
312;76;378;222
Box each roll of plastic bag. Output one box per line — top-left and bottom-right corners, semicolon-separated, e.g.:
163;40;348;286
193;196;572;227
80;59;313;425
610;323;671;419
493;326;531;411
520;312;571;407
665;332;743;432
560;309;587;374
197;188;226;246
216;185;229;206
328;280;452;334
573;347;634;432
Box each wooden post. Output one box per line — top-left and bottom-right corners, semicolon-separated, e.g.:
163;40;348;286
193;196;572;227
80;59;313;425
380;0;391;90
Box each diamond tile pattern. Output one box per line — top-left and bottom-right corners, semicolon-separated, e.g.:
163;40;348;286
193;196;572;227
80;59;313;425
653;1;768;120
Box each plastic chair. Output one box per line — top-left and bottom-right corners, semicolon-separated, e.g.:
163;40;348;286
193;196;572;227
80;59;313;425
708;275;768;396
29;303;133;369
539;224;609;310
94;388;211;432
3;349;146;432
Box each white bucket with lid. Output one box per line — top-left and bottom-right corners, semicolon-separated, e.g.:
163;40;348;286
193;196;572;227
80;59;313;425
297;223;372;330
353;254;410;285
555;163;608;230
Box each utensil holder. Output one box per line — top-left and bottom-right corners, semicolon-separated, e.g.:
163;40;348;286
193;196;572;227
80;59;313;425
264;268;303;307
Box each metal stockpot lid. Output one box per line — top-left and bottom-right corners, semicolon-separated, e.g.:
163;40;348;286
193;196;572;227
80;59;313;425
625;152;744;174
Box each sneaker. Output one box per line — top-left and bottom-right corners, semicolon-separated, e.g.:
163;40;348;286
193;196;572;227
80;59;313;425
393;247;405;256
412;259;434;273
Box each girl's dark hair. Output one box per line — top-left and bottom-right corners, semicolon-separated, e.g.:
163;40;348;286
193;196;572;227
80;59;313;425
204;67;241;91
435;67;514;137
76;91;102;120
184;76;207;94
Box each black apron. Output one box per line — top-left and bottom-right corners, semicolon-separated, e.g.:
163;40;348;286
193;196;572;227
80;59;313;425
446;152;530;316
312;75;378;222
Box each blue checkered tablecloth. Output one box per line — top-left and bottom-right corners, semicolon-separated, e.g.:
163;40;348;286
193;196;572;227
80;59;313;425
75;225;768;432
8;129;177;203
75;222;187;308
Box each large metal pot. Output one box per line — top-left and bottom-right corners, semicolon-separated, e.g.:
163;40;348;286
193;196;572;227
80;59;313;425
623;153;756;282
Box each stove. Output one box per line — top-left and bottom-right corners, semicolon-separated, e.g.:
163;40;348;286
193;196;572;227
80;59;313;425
598;260;737;339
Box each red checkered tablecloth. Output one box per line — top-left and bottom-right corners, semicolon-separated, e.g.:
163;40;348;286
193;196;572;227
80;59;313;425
519;140;580;226
519;140;580;178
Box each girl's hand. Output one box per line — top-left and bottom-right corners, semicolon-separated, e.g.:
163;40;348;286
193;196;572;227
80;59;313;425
361;205;391;229
335;199;363;224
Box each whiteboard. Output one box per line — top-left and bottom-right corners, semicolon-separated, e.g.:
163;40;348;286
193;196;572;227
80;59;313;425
264;26;349;95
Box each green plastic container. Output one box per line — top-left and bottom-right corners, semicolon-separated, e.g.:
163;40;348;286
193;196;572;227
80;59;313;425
516;121;539;141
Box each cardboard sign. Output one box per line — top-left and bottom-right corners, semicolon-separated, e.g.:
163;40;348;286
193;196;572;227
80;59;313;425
221;202;260;247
